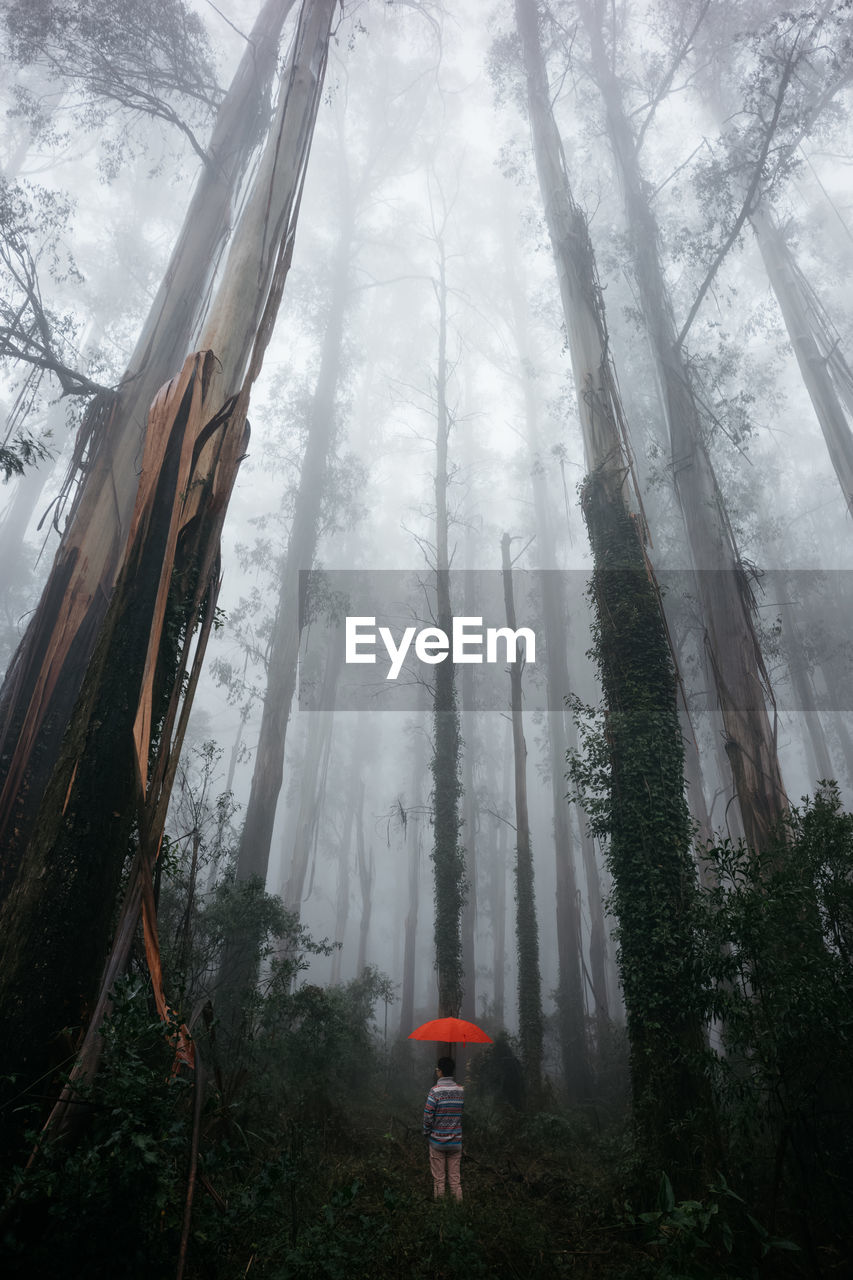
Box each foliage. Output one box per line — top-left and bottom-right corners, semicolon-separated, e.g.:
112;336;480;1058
0;177;102;416
467;1031;525;1111
623;1171;801;1279
695;784;853;1239
2;0;221;171
572;470;712;1186
0;903;396;1277
1;976;193;1277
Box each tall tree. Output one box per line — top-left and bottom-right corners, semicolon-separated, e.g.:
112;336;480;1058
234;200;357;886
0;0;338;1104
429;228;465;1021
231;30;431;887
503;230;590;1094
501;532;543;1095
0;0;301;887
577;0;788;853
751;204;853;519
513;0;712;1180
280;637;342;917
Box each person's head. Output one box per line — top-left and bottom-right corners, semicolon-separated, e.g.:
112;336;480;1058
436;1056;455;1079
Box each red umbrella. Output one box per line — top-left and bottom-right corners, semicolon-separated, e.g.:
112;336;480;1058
408;1016;492;1045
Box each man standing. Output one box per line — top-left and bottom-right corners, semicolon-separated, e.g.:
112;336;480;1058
423;1056;464;1201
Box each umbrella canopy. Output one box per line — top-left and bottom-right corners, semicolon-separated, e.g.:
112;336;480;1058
408;1016;492;1045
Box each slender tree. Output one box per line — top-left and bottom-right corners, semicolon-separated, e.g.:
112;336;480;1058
280;637;342;916
751;205;853;518
429;231;465;1020
355;779;374;975
460;556;479;1020
503;232;590;1093
399;752;427;1033
234;201;357;886
501;532;544;1094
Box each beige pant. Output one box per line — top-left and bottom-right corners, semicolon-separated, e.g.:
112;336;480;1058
429;1144;462;1200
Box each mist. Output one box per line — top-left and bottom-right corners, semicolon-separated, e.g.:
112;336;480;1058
1;1;852;1275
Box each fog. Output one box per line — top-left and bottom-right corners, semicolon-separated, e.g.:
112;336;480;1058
2;0;852;1104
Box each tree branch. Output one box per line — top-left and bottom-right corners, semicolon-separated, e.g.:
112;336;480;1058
676;37;800;349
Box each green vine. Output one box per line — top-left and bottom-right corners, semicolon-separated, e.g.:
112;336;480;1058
572;469;713;1187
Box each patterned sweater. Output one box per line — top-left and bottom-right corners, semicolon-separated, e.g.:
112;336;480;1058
423;1076;464;1149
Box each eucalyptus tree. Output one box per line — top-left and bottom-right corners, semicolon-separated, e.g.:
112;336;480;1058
280;636;343;919
697;0;853;521
1;0;221;165
512;0;712;1179
233;22;434;892
460;555;479;1021
500;532;544;1093
399;718;429;1032
502;223;590;1094
490;727;511;1024
429;221;466;1020
0;0;339;1109
0;0;301;888
0;0;225;476
573;0;789;854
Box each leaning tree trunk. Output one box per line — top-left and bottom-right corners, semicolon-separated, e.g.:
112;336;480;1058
501;532;544;1095
515;0;712;1183
0;0;337;1108
579;0;787;855
0;0;300;888
750;204;853;519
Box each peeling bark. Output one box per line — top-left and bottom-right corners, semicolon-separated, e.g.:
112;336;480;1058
0;0;337;1104
0;0;303;891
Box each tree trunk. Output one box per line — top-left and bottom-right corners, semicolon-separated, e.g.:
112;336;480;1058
399;713;428;1033
504;229;590;1093
750;203;853;519
355;779;373;975
0;0;301;884
460;569;478;1021
330;738;361;986
780;597;835;788
281;638;341;914
492;720;511;1025
430;244;465;1020
0;0;336;1105
579;0;787;855
235;207;356;885
501;532;543;1094
515;0;712;1182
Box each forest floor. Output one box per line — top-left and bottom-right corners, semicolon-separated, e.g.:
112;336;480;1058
2;1046;849;1279
188;1077;847;1280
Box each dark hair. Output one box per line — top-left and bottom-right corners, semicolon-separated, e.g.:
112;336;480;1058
437;1056;455;1077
